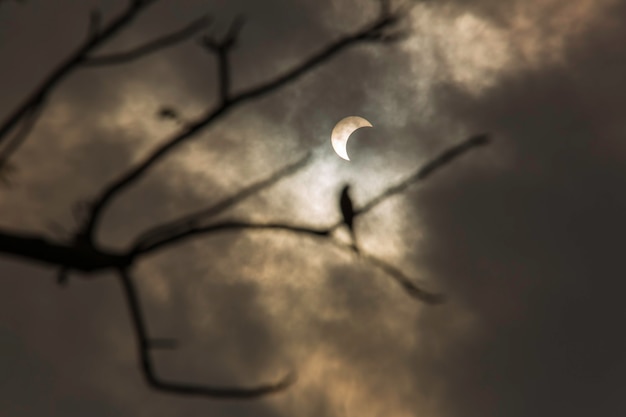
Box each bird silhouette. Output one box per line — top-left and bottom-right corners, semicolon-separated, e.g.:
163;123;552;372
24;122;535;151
339;184;359;253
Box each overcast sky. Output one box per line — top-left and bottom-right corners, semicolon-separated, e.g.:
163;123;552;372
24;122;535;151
1;0;626;416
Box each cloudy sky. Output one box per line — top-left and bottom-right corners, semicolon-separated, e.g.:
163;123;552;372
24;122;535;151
1;0;626;415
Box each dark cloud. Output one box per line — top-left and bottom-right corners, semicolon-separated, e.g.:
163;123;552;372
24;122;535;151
403;2;626;415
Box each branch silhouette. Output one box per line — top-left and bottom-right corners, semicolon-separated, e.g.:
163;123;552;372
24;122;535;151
117;268;296;398
346;133;491;225
0;0;486;402
132;134;489;302
361;253;445;304
83;15;210;66
132;151;314;252
136;220;330;256
0;226;131;272
133;218;444;303
0;0;160;168
199;15;245;103
79;4;406;244
0;101;44;182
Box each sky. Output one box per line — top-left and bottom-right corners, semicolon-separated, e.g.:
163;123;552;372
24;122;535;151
1;0;626;416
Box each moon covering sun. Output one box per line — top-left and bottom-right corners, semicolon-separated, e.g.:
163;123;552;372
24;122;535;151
331;116;373;161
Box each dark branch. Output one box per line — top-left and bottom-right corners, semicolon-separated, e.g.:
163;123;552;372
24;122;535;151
0;0;159;163
117;268;295;398
134;218;442;304
0;101;44;175
79;7;404;243
0;227;131;272
80;106;227;244
132;151;313;252
231;12;401;105
361;253;445;304
199;15;245;103
0;1;479;402
0;134;488;285
350;133;491;224
83;15;210;66
134;135;491;299
136;221;329;256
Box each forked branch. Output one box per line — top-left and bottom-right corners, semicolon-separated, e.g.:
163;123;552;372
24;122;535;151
79;4;406;244
131;134;490;303
0;0;488;401
199;15;245;103
83;15;210;66
349;133;491;224
0;0;160;165
133;219;443;303
117;268;295;399
0;101;44;180
132;151;314;252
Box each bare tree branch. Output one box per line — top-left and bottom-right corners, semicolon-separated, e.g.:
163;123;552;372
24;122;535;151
130;134;491;303
134;219;443;303
0;101;44;176
0;0;488;400
0;0;159;164
132;151;314;252
346;133;491;226
136;220;330;256
117;268;295;399
83;15;210;66
133;134;491;256
199;15;245;103
361;253;445;304
79;6;405;244
231;12;402;105
0;131;489;399
0;227;131;272
0;134;488;289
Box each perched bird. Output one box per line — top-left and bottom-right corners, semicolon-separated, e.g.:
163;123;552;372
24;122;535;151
339;184;358;253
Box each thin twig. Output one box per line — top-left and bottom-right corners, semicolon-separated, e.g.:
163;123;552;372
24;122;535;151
361;253;445;304
135;219;442;303
83;15;210;66
117;268;295;398
0;101;44;175
199;15;245;103
0;99;46;175
132;151;314;252
231;13;402;105
338;133;491;229
136;221;329;256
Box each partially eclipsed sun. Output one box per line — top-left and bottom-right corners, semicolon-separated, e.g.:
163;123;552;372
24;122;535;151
331;116;373;161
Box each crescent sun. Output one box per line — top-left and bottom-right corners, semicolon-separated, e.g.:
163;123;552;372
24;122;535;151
331;116;373;161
